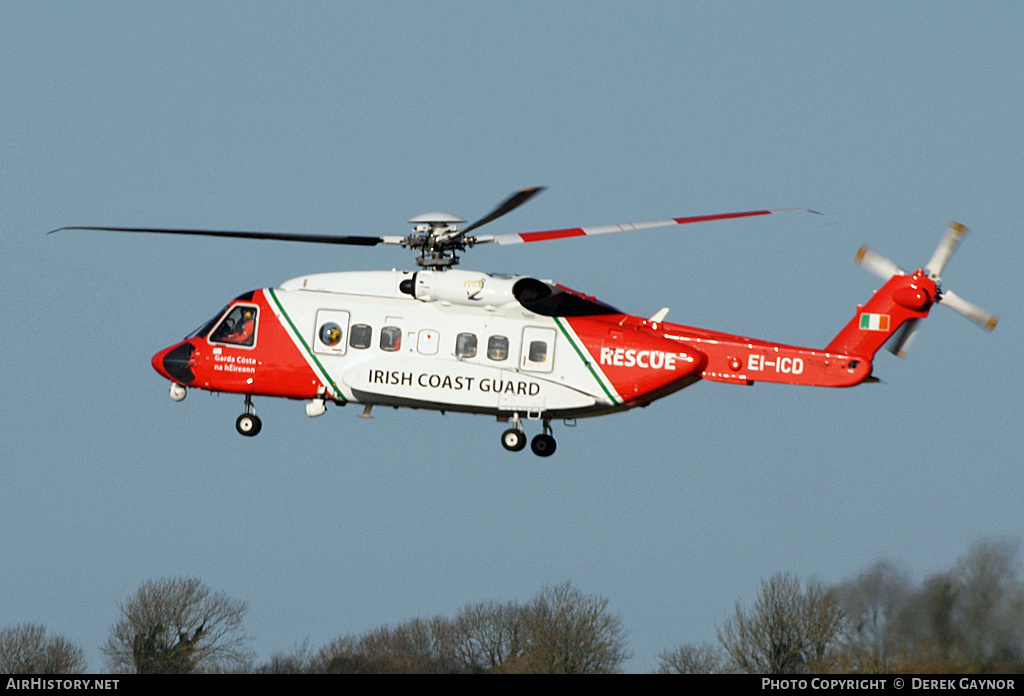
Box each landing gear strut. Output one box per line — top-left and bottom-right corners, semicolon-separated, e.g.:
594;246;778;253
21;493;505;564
501;414;556;456
236;394;262;437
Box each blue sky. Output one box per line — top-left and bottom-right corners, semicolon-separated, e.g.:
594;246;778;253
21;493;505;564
2;2;1022;672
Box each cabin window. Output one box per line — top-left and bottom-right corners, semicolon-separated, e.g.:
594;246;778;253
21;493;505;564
319;323;343;347
487;335;509;361
528;340;548;363
209;305;258;347
520;327;556;373
380;326;402;352
456;333;478;358
349;324;372;349
313;310;350;355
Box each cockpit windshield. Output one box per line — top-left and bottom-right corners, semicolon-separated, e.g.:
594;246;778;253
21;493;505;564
184;291;260;341
186;305;228;340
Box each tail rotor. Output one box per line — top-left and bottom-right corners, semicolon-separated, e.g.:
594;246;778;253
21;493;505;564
855;222;997;358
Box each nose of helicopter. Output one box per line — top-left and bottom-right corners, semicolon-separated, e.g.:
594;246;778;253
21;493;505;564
152;341;195;384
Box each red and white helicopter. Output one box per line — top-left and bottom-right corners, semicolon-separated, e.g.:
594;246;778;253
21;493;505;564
52;188;997;456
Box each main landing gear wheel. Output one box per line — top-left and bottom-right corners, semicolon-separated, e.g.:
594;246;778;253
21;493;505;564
501;428;527;452
236;394;262;437
236;413;262;437
531;433;556;457
501;415;557;456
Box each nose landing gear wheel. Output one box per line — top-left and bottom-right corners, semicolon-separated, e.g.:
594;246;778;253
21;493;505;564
530;433;556;457
501;428;527;452
236;394;262;436
236;413;262;436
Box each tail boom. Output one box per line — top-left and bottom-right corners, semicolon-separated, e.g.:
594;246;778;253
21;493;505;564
650;271;938;389
654;324;873;388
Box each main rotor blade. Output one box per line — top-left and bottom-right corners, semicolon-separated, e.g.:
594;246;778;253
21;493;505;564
855;245;906;280
478;208;817;245
48;225;393;246
459;186;546;237
925;222;967;279
938;289;998;331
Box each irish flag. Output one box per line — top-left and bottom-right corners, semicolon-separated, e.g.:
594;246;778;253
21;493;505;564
859;313;890;331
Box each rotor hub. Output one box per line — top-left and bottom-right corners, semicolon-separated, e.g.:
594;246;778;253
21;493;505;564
407;213;468;268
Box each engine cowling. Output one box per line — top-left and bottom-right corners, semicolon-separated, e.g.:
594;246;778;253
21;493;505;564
410;270;520;308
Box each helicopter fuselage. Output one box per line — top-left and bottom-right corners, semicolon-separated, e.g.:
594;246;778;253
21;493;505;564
152;268;883;439
154;270;702;420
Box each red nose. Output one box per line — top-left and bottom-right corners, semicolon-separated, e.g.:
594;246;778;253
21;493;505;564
152;348;168;379
152;341;195;383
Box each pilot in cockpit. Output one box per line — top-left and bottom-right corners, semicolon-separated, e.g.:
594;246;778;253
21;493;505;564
211;306;257;346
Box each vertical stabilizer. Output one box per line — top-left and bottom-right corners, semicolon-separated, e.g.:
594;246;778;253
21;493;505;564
825;272;936;360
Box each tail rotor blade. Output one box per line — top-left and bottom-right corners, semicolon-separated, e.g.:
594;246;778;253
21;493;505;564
855;245;905;280
938;289;998;331
888;318;920;359
925;222;968;279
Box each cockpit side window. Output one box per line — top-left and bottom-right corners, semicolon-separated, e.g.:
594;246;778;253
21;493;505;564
209;305;259;347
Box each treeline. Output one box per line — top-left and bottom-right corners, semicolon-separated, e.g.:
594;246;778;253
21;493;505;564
0;581;628;674
259;582;628;674
2;539;1022;674
659;539;1024;674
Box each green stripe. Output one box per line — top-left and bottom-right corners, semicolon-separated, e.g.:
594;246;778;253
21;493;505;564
553;316;620;405
266;287;347;403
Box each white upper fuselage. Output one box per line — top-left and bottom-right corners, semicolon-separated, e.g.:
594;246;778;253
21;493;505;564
268;269;619;417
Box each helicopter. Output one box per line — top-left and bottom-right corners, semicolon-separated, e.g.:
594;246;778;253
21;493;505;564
51;188;998;456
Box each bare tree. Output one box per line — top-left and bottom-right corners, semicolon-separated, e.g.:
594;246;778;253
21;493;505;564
656;642;724;674
0;624;87;674
511;582;630;674
445;599;527;672
652;539;1024;675
354;617;461;673
718;573;846;674
834;560;915;672
888;540;1024;671
306;619;464;674
951;539;1024;670
802;580;847;670
296;582;628;674
256;639;312;674
102;578;253;673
